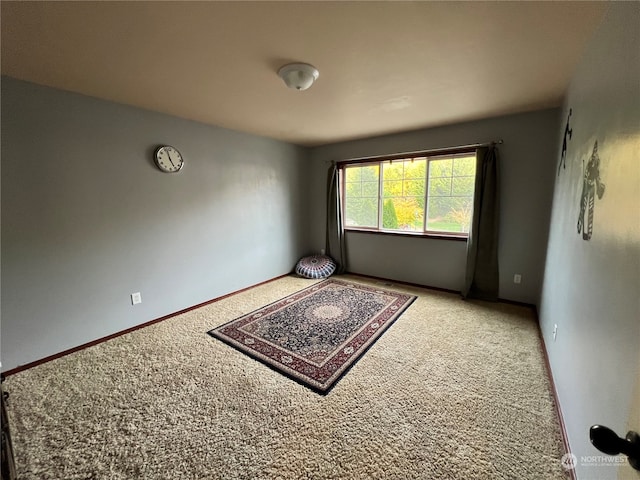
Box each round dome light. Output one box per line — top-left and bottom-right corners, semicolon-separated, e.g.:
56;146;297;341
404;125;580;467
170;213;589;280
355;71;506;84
278;63;319;91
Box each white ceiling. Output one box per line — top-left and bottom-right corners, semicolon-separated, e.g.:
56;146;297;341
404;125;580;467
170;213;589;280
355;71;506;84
1;1;607;147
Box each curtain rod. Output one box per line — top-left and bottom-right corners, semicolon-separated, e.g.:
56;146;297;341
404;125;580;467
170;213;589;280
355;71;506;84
334;139;503;165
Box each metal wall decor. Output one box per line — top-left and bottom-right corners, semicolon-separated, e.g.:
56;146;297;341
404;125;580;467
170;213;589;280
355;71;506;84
558;108;573;176
577;140;605;241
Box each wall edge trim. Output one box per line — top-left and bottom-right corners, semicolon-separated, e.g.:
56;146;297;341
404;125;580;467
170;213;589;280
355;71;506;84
536;319;576;480
345;271;537;309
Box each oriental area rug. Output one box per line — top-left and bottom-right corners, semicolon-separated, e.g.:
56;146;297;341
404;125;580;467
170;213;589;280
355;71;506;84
208;279;416;394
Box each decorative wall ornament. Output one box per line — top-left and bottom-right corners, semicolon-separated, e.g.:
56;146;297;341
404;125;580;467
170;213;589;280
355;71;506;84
558;108;573;176
577;140;605;240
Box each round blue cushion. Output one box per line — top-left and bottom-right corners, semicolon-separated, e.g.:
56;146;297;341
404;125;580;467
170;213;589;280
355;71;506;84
295;255;337;279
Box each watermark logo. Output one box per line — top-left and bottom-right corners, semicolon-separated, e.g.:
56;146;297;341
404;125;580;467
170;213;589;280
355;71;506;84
560;453;626;470
561;453;578;471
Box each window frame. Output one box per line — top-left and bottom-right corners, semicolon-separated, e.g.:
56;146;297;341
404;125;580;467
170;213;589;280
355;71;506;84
340;147;477;241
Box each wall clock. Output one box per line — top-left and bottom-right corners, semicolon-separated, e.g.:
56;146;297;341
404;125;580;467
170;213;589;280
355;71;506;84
154;146;184;173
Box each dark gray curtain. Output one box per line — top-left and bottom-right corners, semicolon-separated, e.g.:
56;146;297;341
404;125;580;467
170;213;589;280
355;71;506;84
326;162;347;273
462;146;500;300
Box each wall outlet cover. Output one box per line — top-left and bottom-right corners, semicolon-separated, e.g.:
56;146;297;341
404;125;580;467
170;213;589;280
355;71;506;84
131;292;142;305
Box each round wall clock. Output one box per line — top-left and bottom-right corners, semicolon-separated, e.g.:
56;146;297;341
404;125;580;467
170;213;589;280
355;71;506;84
154;146;184;173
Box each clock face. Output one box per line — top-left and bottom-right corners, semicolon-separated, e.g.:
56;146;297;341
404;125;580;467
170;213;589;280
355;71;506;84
154;146;184;173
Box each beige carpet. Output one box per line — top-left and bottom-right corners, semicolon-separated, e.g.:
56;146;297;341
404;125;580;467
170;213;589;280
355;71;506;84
4;274;566;479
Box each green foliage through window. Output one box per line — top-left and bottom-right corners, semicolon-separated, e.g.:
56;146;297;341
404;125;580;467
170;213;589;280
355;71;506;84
342;153;476;236
382;199;399;229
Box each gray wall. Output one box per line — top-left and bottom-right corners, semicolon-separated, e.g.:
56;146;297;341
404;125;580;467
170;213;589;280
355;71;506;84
538;4;640;480
308;109;560;304
1;77;310;372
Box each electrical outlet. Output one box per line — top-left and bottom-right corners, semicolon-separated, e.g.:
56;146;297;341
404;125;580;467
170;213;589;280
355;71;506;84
514;274;522;284
131;292;142;305
553;324;558;341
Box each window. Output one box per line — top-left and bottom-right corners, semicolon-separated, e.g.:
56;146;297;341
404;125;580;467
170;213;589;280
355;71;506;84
342;152;477;237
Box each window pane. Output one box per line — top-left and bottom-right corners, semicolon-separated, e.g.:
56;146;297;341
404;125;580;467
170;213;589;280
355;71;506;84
344;167;361;183
427;197;462;233
345;181;361;197
429;159;453;177
381;159;426;232
382;180;402;197
429;176;452;196
426;196;450;223
449;199;473;233
452;176;475;196
452;156;476;176
344;164;379;228
404;160;426;179
361;165;379;181
384;162;404;180
404;179;425;197
345;198;379;227
361;181;379;196
383;197;423;231
427;155;476;234
426;197;468;233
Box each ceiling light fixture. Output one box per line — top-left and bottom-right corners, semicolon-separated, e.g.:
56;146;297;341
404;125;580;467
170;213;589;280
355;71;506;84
277;63;319;91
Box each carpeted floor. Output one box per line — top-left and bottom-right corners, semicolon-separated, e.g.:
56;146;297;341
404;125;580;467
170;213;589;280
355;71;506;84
4;274;567;479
